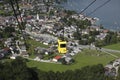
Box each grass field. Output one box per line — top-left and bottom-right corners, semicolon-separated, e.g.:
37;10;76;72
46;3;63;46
27;49;117;72
103;43;120;51
0;10;4;14
26;39;49;58
27;39;49;48
113;52;120;57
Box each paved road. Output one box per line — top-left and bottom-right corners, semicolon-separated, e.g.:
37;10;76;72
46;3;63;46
22;57;61;64
101;48;120;53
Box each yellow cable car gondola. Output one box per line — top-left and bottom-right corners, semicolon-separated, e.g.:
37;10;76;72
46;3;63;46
58;39;67;54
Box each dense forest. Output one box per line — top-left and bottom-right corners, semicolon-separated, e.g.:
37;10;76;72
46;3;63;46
0;57;119;80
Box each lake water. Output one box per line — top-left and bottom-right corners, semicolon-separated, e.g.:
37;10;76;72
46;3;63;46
60;0;120;31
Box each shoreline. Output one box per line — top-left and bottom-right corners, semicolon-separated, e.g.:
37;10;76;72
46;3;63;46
59;0;120;32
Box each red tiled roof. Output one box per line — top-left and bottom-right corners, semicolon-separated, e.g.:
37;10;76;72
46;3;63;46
103;30;109;33
54;56;61;60
4;47;10;51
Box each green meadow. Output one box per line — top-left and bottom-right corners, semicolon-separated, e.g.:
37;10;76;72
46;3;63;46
103;43;120;51
27;49;117;72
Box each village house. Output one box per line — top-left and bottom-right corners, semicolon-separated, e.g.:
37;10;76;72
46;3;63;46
105;58;120;77
96;33;107;40
0;47;11;59
53;56;62;62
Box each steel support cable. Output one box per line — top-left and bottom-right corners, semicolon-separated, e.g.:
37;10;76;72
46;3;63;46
14;0;24;25
9;0;22;31
79;0;97;14
14;0;28;47
9;0;27;48
87;0;112;16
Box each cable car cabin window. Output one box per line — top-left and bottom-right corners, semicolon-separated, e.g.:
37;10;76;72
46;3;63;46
60;44;66;48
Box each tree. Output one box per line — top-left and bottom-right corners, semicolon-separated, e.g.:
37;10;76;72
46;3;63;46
4;26;15;33
0;58;109;80
4;26;15;37
89;30;100;36
0;32;4;38
0;57;34;80
73;28;81;40
110;33;117;43
95;40;105;47
64;10;76;17
0;41;4;48
49;10;54;16
104;32;118;45
76;19;91;29
88;36;95;44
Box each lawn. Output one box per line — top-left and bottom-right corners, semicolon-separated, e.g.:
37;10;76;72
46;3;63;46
113;53;120;57
26;39;49;57
27;39;49;48
0;10;4;14
27;49;116;72
0;58;13;63
103;43;120;51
